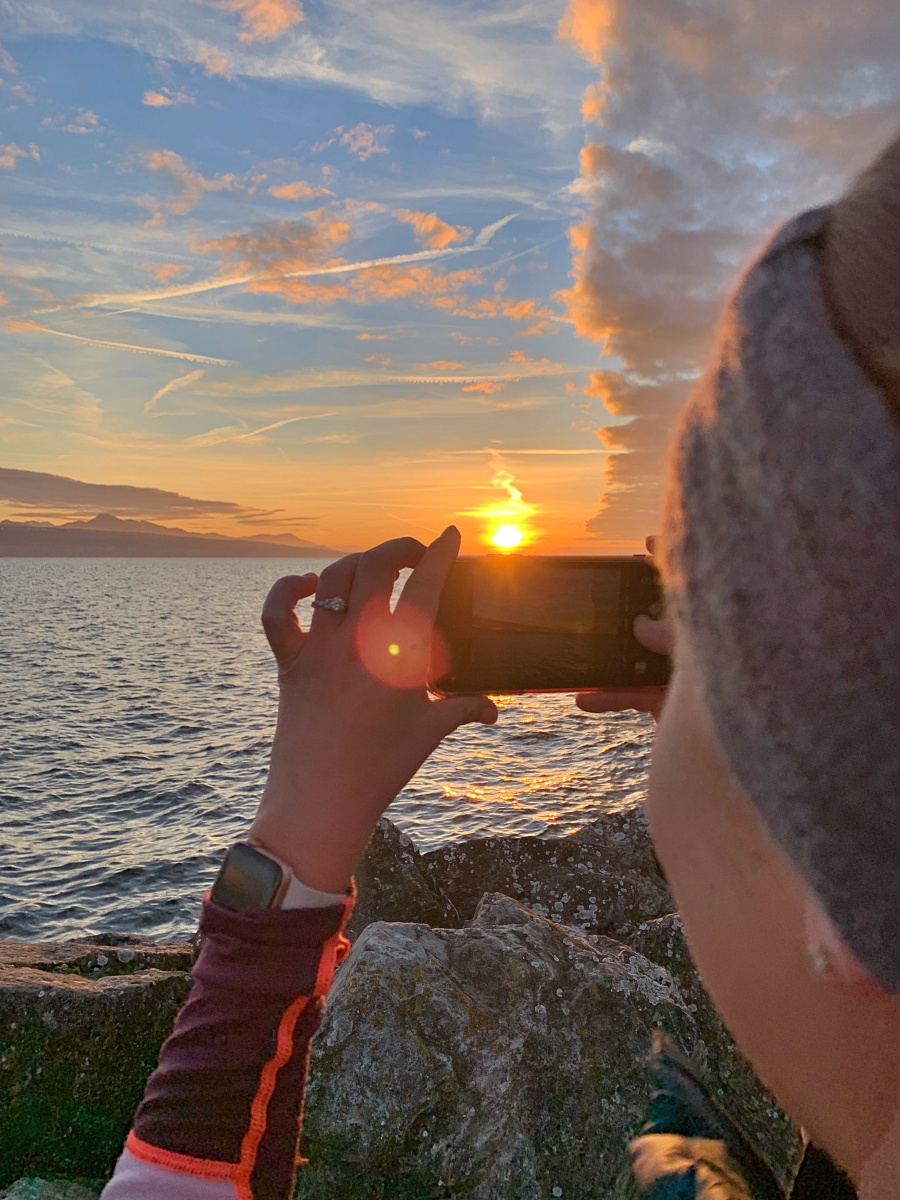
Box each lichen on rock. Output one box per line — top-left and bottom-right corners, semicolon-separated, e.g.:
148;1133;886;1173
299;893;797;1199
0;1180;100;1199
349;817;458;940
421;807;674;943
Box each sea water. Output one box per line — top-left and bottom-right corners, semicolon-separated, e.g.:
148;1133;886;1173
0;558;654;941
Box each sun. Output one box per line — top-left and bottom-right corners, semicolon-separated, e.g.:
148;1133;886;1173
491;524;524;551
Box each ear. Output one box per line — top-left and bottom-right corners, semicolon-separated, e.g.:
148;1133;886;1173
803;890;888;999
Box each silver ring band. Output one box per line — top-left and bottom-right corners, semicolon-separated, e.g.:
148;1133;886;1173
311;596;348;613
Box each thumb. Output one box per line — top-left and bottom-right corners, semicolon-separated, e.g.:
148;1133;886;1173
633;614;674;657
428;693;499;739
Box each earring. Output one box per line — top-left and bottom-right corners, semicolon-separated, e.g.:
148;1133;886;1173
808;945;828;975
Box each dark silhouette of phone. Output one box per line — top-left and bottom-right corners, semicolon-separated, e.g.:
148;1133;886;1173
430;555;670;695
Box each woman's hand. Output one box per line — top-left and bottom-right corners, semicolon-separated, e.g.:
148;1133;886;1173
575;537;674;723
248;527;498;892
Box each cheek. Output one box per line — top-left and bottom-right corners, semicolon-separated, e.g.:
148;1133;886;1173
644;675;792;1057
643;672;851;1143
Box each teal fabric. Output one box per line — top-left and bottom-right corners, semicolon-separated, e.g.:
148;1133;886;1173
629;1032;857;1200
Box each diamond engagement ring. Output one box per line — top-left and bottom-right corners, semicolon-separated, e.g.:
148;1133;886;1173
311;597;348;613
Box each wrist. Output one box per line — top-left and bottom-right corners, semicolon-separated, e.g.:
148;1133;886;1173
248;806;356;894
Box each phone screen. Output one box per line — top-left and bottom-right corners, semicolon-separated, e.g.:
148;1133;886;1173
432;555;668;695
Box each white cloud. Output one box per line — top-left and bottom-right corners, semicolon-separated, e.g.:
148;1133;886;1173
0;0;591;127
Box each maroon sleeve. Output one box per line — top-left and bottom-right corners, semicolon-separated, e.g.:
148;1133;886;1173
125;889;354;1200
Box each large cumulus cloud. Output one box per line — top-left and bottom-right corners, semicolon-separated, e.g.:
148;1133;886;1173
559;0;900;543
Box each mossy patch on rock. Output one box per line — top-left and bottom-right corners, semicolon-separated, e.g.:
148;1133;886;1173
0;939;192;1187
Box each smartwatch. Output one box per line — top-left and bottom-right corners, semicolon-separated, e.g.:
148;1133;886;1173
210;841;291;911
209;840;348;912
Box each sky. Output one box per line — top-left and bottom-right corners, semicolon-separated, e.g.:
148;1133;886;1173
1;0;898;553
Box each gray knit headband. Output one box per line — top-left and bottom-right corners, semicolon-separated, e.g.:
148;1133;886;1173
661;205;900;994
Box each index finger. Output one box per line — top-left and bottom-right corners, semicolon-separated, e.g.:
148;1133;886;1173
393;525;459;623
348;536;426;618
262;573;319;665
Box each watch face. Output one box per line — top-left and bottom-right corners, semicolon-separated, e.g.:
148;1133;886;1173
210;842;285;911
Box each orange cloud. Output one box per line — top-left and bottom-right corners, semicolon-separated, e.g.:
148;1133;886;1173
140;148;237;225
193;42;234;78
141;262;190;284
506;349;550;365
202;214;352;304
557;0;614;64
268;180;333;200
395;208;472;249
204;213;352;270
42;109;104;135
428;360;465;370
0;141;39;169
351;263;483;307
337;122;393;162
462;380;506;395
365;353;392;366
197;0;304;41
142;88;194;108
356;332;389;341
499;296;557;333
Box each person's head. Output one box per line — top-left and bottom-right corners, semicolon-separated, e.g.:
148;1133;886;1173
647;131;900;1197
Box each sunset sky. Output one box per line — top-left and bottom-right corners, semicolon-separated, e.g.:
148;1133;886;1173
1;1;898;552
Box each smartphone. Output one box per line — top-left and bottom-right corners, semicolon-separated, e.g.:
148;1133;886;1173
430;555;670;695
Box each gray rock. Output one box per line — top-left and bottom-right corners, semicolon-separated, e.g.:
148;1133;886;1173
0;945;192;1187
421;807;674;944
349;818;458;941
299;893;797;1199
0;936;192;979
1;1181;100;1199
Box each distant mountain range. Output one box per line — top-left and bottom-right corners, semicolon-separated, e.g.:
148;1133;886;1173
0;513;345;558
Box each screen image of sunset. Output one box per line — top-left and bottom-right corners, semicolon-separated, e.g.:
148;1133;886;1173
0;2;895;553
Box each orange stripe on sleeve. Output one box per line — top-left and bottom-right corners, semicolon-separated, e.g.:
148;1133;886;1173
313;928;351;998
125;1130;241;1182
235;994;311;1198
128;919;352;1199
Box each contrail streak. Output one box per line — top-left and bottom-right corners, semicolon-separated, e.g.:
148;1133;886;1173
145;369;206;412
31;215;518;316
13;322;233;365
186;411;341;448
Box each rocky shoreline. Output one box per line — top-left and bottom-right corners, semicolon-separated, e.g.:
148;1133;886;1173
0;806;803;1198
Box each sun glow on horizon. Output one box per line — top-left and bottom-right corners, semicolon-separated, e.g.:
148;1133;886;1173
491;523;524;551
463;454;541;551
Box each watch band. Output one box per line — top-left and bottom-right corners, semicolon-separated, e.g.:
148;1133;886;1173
210;839;346;912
